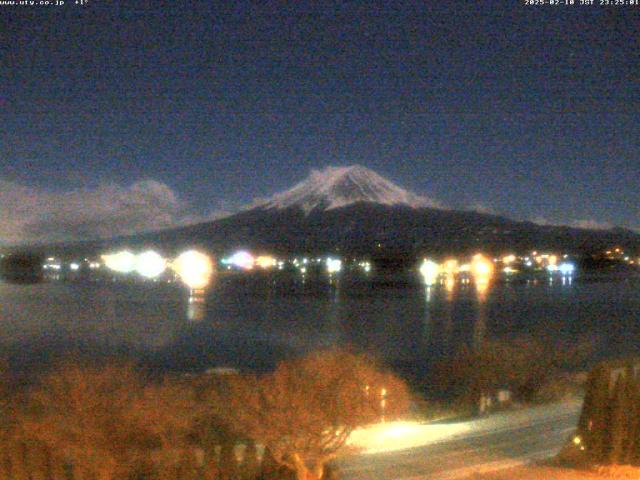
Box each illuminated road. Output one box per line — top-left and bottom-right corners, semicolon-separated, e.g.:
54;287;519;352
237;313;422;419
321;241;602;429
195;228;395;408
337;400;582;480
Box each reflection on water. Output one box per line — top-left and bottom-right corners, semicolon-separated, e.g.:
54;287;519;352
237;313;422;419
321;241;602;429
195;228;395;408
444;275;455;300
1;272;640;373
423;287;433;349
473;287;488;351
187;289;207;322
472;273;493;350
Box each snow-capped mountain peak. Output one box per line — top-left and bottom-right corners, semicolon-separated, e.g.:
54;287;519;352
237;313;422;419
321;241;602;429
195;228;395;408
254;165;441;213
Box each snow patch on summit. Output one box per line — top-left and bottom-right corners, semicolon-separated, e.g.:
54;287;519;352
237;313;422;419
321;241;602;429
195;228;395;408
254;165;442;213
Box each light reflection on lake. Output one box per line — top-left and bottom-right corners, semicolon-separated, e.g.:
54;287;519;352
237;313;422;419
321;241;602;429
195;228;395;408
0;272;639;374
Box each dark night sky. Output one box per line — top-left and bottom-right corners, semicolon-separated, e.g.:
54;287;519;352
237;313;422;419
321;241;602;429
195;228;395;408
1;1;639;242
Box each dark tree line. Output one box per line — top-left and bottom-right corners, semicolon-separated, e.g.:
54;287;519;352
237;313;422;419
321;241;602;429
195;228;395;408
433;335;592;412
578;359;640;465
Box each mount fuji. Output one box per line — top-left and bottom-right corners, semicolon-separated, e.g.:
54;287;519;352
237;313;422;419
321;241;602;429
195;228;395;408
252;165;441;213
32;166;640;259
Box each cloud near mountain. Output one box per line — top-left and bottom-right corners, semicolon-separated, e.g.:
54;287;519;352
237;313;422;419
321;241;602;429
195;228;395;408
0;179;189;245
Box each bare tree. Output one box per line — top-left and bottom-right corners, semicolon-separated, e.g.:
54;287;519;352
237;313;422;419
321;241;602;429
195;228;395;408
131;377;203;480
209;349;410;480
20;361;154;480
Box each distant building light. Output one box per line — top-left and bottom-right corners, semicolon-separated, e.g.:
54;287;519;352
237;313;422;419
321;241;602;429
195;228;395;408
419;259;439;286
102;251;136;273
471;254;494;277
502;254;516;265
255;255;277;269
173;250;214;289
135;250;166;279
69;263;80;271
442;259;459;275
558;262;575;276
227;251;254;270
326;257;342;274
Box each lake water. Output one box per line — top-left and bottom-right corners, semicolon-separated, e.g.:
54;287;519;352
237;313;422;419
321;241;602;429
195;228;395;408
1;271;639;378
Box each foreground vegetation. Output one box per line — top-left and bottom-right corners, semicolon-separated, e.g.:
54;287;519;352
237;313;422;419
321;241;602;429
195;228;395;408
0;334;593;480
430;335;591;415
577;358;640;466
0;350;410;480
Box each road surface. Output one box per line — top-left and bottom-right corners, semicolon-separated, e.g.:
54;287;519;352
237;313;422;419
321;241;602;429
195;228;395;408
337;400;582;480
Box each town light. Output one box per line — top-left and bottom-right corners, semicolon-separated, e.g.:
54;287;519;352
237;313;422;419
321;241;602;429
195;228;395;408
441;259;459;276
471;254;494;302
444;274;456;296
502;254;516;265
419;259;439;286
559;262;575;276
173;250;214;289
255;255;277;269
102;250;136;273
471;254;494;278
326;257;342;274
135;250;166;278
227;250;255;270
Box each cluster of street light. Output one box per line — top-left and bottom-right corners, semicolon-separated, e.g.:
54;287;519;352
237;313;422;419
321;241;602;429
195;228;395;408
220;250;354;276
420;253;495;288
101;249;213;289
47;246;583;294
419;252;578;297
